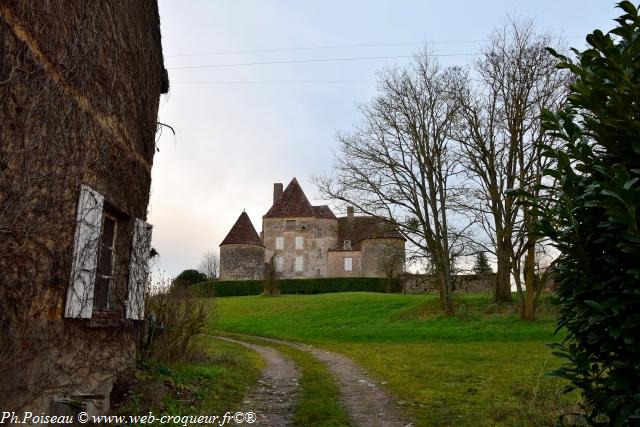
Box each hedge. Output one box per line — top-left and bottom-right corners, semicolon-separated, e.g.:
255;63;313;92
190;277;400;297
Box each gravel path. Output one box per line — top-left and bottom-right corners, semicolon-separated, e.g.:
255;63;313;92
232;335;413;427
210;336;300;427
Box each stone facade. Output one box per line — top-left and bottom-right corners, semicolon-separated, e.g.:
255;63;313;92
220;244;265;281
263;216;338;278
0;1;166;414
219;178;406;280
360;238;406;278
327;249;363;278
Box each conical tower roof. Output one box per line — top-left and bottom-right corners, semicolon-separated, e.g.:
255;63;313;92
263;177;316;218
220;211;264;246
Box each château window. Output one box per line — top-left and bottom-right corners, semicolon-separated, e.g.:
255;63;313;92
343;240;351;250
316;248;322;258
274;256;284;272
275;236;284;250
316;228;321;238
295;236;304;250
344;257;353;271
295;256;304;272
285;220;296;231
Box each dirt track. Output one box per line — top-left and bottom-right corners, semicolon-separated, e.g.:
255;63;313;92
212;336;300;426
214;334;413;427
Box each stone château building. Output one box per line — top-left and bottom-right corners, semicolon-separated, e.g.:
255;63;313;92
220;178;405;280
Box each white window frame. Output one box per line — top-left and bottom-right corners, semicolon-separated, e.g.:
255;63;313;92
344;240;351;250
65;185;104;319
65;185;151;321
344;257;353;272
295;256;304;272
274;255;284;272
295;236;304;250
126;218;152;320
275;236;284;250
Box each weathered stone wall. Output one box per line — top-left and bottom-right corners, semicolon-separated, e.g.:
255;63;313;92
402;273;495;293
220;244;265;281
360;238;405;278
263;217;338;278
0;0;165;414
327;250;363;277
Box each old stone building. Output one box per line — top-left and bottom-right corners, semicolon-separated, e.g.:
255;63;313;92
0;1;166;415
219;178;405;280
219;211;265;280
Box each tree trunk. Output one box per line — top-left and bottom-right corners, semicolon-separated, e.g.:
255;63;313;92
523;240;537;320
494;236;513;302
441;275;455;316
439;260;455;317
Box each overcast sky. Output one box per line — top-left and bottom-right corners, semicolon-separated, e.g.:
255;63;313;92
150;1;618;277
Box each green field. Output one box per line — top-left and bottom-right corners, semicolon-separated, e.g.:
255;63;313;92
207;292;579;427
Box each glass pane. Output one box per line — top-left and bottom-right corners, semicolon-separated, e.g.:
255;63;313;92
101;217;116;248
285;220;295;230
94;276;110;309
97;247;113;276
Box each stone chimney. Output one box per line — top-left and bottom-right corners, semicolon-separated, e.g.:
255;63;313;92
347;206;354;219
273;183;283;203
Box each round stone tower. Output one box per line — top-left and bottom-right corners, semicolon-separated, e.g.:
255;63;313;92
219;211;265;281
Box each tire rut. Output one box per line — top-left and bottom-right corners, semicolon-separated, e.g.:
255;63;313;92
230;334;414;427
209;336;300;426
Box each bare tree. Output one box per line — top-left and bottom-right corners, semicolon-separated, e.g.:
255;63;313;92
198;250;219;281
316;51;469;316
453;18;569;311
263;255;279;297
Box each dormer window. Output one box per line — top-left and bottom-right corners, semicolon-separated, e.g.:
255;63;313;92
343;240;351;250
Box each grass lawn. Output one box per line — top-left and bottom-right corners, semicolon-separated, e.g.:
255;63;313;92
207;292;579;427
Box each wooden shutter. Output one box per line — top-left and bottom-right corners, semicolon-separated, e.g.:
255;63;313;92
295;236;304;249
65;185;104;318
126;218;152;320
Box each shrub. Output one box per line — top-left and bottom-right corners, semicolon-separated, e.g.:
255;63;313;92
534;2;640;423
191;277;394;297
138;285;210;363
173;269;207;287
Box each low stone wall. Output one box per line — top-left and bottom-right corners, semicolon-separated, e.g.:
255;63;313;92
402;273;495;294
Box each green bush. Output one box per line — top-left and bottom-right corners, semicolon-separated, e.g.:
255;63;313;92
534;2;640;424
174;269;207;287
191;277;396;297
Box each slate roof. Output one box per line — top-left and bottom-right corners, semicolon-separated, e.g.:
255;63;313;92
334;216;405;250
220;211;264;246
263;178;319;218
313;205;337;219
